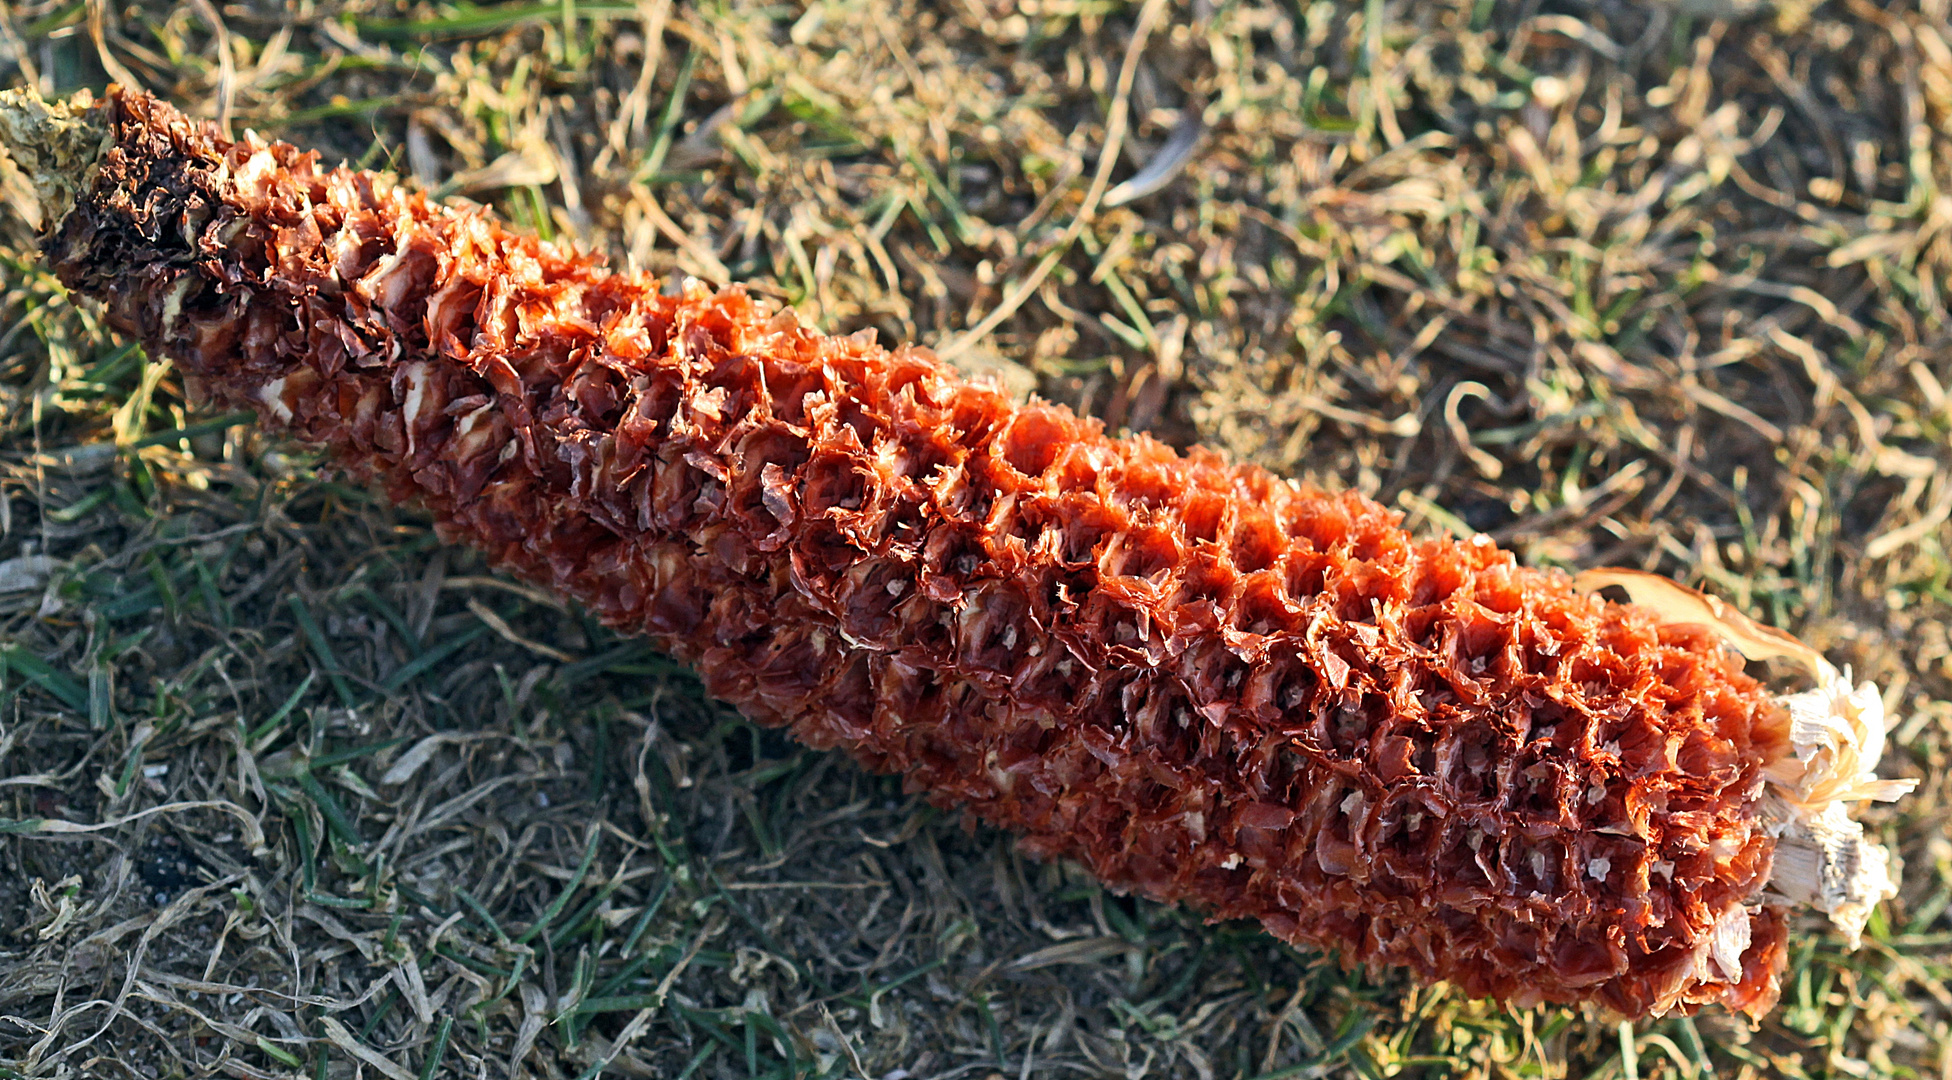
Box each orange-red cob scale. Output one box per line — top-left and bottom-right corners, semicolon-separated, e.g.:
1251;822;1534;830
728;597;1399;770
36;89;1799;1017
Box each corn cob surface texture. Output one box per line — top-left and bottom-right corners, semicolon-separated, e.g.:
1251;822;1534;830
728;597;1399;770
26;87;1808;1019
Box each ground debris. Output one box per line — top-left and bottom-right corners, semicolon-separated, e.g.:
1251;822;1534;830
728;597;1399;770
1;1;1947;1078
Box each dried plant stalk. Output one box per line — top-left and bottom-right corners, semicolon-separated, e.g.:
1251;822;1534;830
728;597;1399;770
0;87;1914;1020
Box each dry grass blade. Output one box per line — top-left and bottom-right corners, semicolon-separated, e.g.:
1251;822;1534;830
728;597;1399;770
935;0;1168;364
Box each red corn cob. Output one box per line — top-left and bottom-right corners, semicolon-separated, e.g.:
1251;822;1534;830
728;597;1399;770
0;87;1912;1020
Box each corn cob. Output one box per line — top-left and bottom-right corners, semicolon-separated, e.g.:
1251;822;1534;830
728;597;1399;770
0;86;1913;1020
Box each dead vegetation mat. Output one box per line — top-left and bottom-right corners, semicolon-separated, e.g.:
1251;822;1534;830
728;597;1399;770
0;0;1949;1077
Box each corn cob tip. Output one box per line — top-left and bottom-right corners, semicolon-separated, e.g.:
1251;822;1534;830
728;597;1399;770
0;87;111;232
1572;570;1915;949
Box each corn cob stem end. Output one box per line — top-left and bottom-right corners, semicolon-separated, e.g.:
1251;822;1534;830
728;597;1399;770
1764;671;1914;949
1573;569;1915;949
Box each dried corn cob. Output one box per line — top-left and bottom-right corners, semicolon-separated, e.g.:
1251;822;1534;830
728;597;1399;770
0;86;1913;1020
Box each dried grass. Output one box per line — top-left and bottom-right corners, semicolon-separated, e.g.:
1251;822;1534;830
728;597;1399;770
1;0;1948;1077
